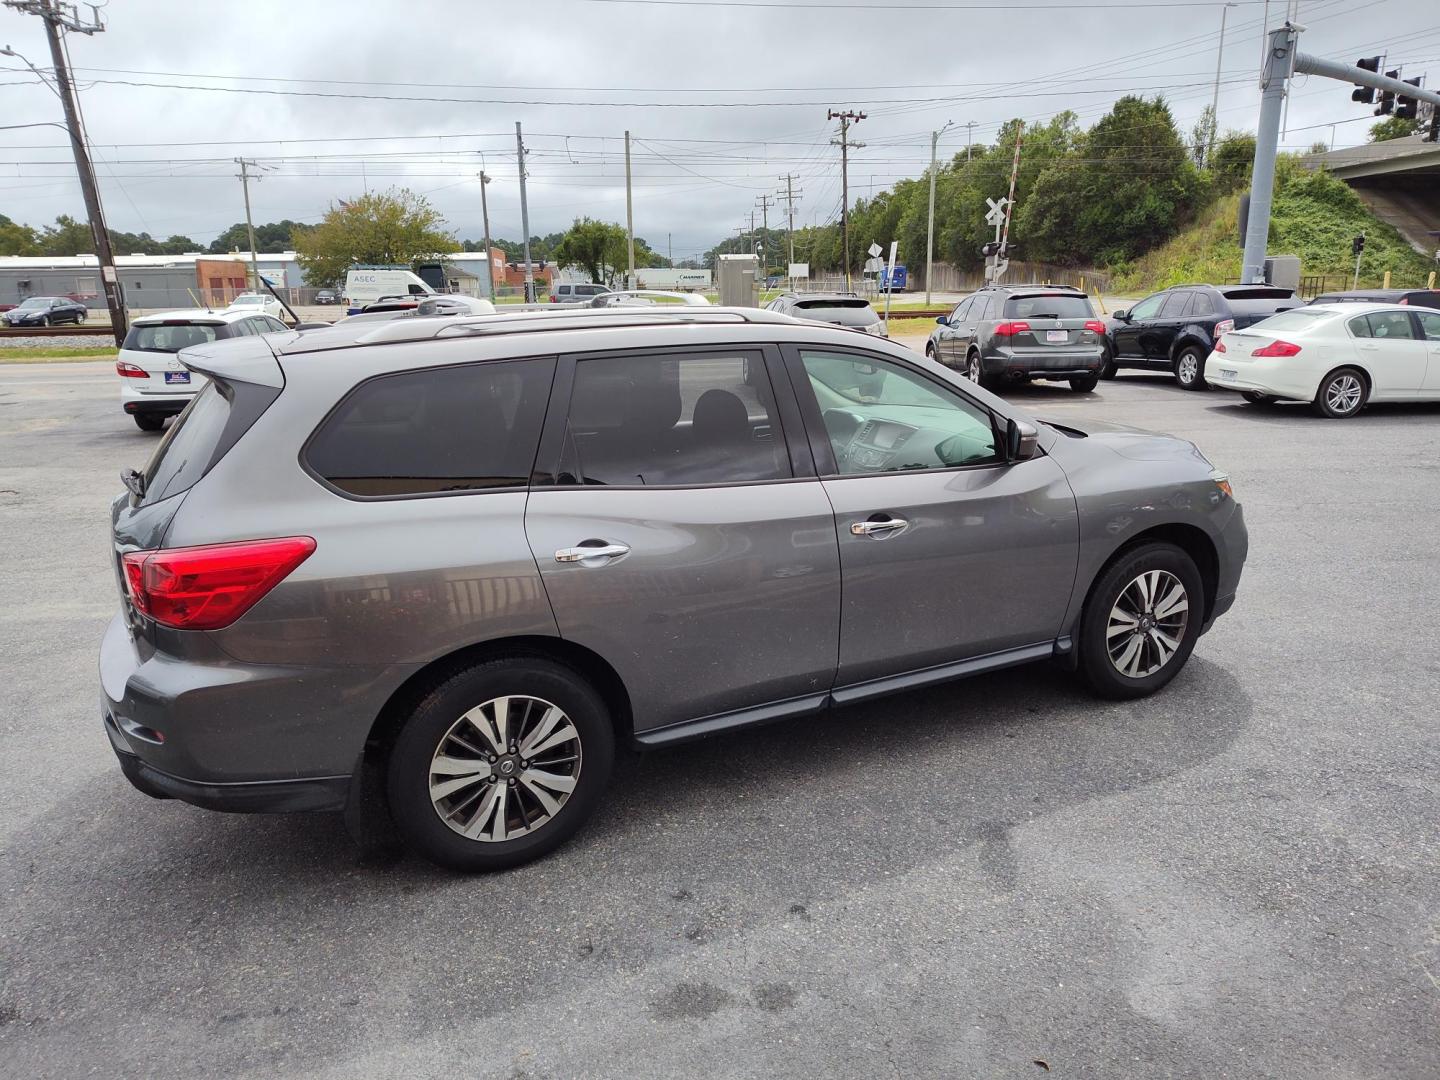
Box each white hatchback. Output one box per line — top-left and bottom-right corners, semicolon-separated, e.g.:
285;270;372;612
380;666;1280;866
116;308;288;431
1207;303;1440;418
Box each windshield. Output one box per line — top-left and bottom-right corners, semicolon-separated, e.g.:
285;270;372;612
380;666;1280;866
1004;294;1094;319
1248;309;1336;332
794;301;878;327
122;322;223;353
232;296;263;306
17;297;54;309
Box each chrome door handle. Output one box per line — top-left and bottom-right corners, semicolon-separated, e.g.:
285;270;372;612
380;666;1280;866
850;517;909;538
555;542;630;563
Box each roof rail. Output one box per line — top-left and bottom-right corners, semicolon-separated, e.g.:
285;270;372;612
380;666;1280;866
349;304;793;347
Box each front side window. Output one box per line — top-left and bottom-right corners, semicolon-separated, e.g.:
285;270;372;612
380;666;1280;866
1128;293;1166;320
1416;311;1440;341
559;353;789;486
305;358;554;497
799;350;1000;475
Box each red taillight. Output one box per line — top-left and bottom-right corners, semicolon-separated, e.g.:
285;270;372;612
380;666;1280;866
122;537;316;630
1214;318;1235;337
1083;320;1106;335
993;321;1031;337
1398;297;1408;305
1215;340;1227;353
116;361;149;378
1251;340;1301;358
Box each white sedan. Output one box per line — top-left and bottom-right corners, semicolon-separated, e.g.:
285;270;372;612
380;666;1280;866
225;292;286;319
1207;302;1440;418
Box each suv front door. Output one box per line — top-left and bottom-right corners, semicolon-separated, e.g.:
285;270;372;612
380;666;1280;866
784;346;1078;692
1113;292;1166;362
524;347;841;736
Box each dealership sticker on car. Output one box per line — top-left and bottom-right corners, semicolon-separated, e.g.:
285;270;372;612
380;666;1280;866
1046;330;1067;342
164;372;190;384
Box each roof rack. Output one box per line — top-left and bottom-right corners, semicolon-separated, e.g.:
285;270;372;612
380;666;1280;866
345;304;795;348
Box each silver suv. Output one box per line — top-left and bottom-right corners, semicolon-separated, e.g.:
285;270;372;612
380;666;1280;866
101;308;1247;871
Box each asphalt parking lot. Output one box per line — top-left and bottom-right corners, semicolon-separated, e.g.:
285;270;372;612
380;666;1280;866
1;360;1437;1079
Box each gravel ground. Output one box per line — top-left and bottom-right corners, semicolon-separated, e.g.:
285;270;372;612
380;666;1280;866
0;360;1436;1079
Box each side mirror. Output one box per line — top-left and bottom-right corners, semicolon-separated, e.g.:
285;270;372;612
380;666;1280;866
935;315;948;326
1005;418;1039;462
1112;309;1128;322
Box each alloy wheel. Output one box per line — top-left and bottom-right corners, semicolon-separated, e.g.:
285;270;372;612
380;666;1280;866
428;695;582;842
1176;353;1198;386
967;354;981;382
1106;570;1189;679
1325;374;1363;415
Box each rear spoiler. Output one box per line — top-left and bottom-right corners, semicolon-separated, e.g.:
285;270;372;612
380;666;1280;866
179;334;284;388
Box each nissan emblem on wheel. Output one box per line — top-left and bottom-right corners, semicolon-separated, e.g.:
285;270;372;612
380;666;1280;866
100;304;1247;872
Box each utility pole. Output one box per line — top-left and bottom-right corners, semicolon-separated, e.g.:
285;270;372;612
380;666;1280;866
779;173;801;275
755;193;775;276
478;170;495;300
667;232;672;266
828;109;866;291
624;130;635;291
234;158;261;293
4;0;126;344
516;122;535;302
996;129;1023;285
925;120;954;306
964;120;977;161
1208;3;1239;165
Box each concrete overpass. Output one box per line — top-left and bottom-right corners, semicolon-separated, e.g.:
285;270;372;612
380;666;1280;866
1305;136;1440;258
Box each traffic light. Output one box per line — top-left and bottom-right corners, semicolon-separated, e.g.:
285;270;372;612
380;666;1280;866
1396;77;1423;120
1376;69;1400;115
1352;56;1381;104
981;241;1001;257
1352;235;1365;257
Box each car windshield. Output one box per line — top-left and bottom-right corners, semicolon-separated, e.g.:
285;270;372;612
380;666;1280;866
1004;295;1093;318
793;300;877;327
16;297;54;309
232;296;262;306
122;322;223;353
1248;308;1336;332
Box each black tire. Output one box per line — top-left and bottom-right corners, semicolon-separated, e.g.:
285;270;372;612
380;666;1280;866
133;414;165;432
39;315;50;327
1069;374;1099;393
1099;347;1117;380
386;656;614;872
925;342;942;367
1076;541;1204;700
1310;366;1368;419
1173;346;1208;391
76;310;86;323
966;350;990;390
1241;391;1277;405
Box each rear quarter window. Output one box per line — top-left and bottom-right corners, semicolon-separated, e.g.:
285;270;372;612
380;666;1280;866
139;383;232;505
304;358;556;498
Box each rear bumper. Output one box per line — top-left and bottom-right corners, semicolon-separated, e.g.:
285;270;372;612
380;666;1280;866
122;398;189;416
985;346;1105;379
1205;352;1317;401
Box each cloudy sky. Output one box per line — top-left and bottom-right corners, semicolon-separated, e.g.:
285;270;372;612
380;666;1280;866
1;0;1434;261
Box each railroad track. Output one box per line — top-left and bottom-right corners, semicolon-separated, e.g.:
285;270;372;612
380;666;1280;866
0;323;115;339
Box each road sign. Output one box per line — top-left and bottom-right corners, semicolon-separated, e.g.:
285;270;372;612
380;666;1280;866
985;196;1010;227
788;262;809;279
867;242;883;258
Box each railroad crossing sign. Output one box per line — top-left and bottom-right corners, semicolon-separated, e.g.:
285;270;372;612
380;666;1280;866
985;197;1010;227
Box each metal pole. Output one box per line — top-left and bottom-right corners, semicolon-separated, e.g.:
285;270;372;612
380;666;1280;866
17;12;126;344
235;159;261;293
479;170;494;300
996;130;1023;286
1242;25;1296;283
624;130;635;291
1353;243;1363;289
516;122;535;302
925;121;952;306
1208;4;1235;165
965;121;977;161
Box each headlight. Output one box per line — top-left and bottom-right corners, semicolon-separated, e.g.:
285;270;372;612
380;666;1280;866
1210;470;1233;499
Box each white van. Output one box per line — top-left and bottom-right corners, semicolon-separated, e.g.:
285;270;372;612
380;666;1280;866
344;269;434;313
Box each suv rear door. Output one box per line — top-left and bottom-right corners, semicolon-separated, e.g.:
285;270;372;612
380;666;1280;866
524;346;841;737
783;345;1077;690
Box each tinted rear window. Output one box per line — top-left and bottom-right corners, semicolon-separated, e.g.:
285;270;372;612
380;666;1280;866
139;382;233;505
1220;287;1294;300
1248;308;1336;332
123;322;226;353
793;300;878;327
1003;295;1095;319
1228;298;1301;315
305;359;555;497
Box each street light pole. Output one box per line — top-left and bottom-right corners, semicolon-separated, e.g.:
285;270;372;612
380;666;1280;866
516;122;535;302
925;120;954;306
478;170;494;300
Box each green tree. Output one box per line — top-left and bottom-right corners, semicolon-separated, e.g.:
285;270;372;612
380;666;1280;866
38;214;94;255
551;218;628;282
0;214;40;256
208;219;304;254
293;189;453;288
1369;115;1422;142
1211;131;1256;192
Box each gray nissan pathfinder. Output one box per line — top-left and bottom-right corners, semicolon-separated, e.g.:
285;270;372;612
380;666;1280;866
101;306;1247;871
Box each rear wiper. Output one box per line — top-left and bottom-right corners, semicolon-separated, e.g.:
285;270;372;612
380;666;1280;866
121;468;146;499
1029;312;1061;319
